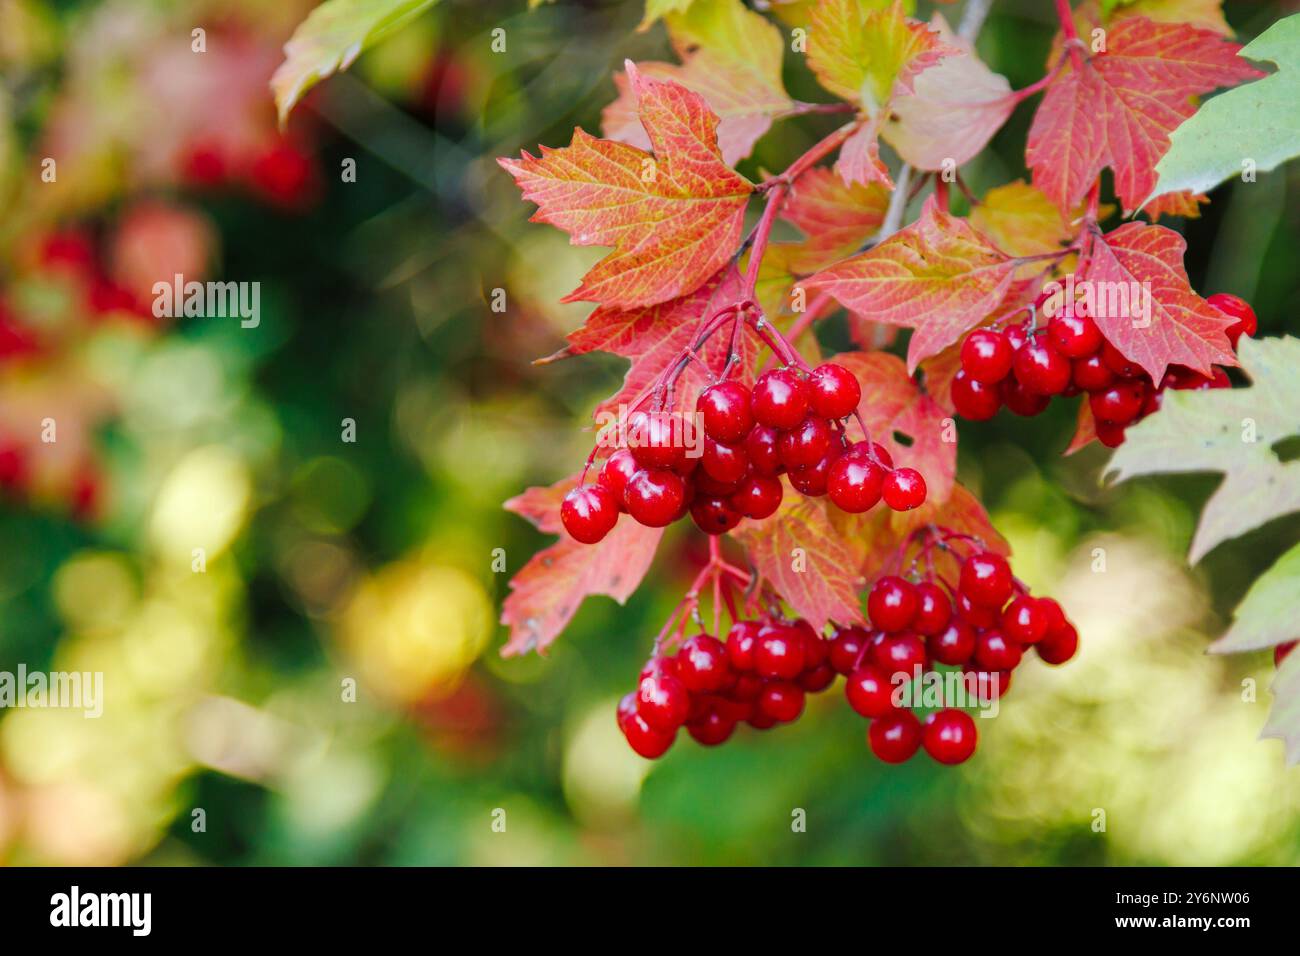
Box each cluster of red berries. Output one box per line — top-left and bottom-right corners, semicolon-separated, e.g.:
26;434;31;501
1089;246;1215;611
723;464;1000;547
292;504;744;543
561;362;929;544
616;547;1079;765
950;294;1256;447
616;617;840;758
828;550;1077;764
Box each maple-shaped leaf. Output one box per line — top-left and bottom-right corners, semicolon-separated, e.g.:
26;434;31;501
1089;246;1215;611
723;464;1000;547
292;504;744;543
604;0;793;166
1081;221;1237;382
832;351;957;503
883;14;1015;171
1106;335;1300;563
1151;12;1300;204
804;196;1018;372
546;267;756;420
1206;540;1300;765
271;0;442;124
731;490;866;630
778;167;887;274
499;63;752;310
1026;15;1261;214
806;0;955;185
501;476;665;655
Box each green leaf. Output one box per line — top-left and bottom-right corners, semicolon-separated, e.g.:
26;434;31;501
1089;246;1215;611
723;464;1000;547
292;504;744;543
1148;12;1300;202
271;0;442;125
1104;335;1300;562
1262;652;1300;765
1210;541;1300;654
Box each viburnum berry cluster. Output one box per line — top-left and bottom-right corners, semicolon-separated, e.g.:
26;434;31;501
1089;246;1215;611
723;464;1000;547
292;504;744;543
560;354;930;545
951;292;1258;447
614;525;1077;764
492;0;1275;765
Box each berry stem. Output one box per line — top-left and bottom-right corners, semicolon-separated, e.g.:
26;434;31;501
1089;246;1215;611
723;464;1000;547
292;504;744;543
1054;0;1087;72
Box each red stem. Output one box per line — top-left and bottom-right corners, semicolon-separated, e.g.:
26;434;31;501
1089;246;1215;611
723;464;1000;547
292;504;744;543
1054;0;1086;71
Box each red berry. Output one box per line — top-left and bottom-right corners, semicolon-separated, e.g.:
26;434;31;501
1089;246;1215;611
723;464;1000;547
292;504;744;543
778;415;832;470
1207;292;1257;347
744;424;784;477
845;664;896;718
1013;337;1072;395
808;363;861;419
927;619;976;666
727;620;761;671
1037;622;1078;665
637;670;690;732
1047;312;1103;358
751;368;809;430
788;449;836;497
827;455;885;513
755;623;805;679
560;484;619;543
618;693;677;758
1101;341;1140;378
690;495;742;535
845;440;893;468
798;663;836;692
912;582;952;636
868;709;922;763
687;706;736;746
1089;379;1147;425
955;589;998;628
697;381;753;442
868;576;919;632
694;470;740;497
1036;597;1067;635
974;628;1022;671
959;552;1014;609
951;369;1002;421
1000;375;1050;416
624;468;686;527
922;709;977;765
1003;321;1030;353
1071;353;1115;392
676;634;730;693
598;449;639;508
627;410;685;471
730;673;763;703
1001;595;1049;645
758;681;805;723
1095;419;1127;447
882;467;927;511
830;626;870;675
963;666;1012;701
731;475;783;519
961;329;1013;383
872;632;927;681
795;619;828;670
701;437;749;484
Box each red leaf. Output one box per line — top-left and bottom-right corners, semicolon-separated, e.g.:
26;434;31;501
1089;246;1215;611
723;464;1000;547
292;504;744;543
498;63;752;309
832;350;957;503
805;196;1018;372
501;478;664;656
779;167;887;274
731;491;866;631
1081;221;1237;382
548;266;756;420
1065;399;1097;455
1026;16;1262;214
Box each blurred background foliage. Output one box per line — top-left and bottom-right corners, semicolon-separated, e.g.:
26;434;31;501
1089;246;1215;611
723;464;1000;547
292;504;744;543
0;0;1297;866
